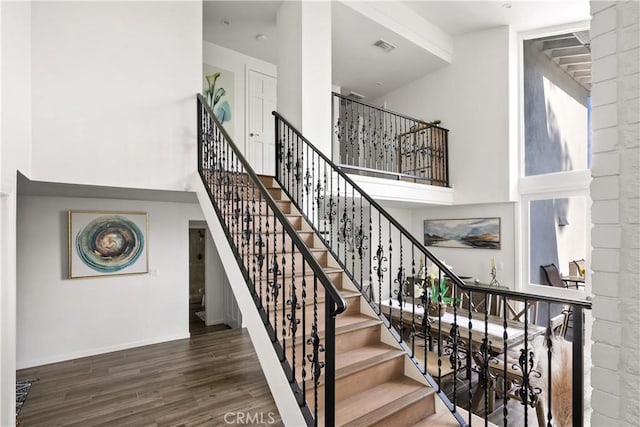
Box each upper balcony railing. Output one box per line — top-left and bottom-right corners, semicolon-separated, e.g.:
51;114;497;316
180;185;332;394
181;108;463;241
332;92;450;187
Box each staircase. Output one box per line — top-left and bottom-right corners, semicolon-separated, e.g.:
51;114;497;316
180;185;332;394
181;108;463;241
256;174;449;426
197;94;592;427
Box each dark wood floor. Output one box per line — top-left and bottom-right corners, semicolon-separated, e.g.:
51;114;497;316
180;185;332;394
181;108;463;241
17;328;282;426
189;300;230;336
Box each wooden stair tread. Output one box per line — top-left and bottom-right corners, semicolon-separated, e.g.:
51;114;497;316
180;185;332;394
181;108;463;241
270;290;360;310
230;228;314;236
335;344;401;373
333;315;381;334
413;348;455;378
328;377;432;426
306;345;403;391
284;315;379;341
410;407;494;427
254;266;343;280
409;410;461;427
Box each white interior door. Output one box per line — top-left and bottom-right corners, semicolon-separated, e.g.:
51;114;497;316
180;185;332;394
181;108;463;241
247;69;276;175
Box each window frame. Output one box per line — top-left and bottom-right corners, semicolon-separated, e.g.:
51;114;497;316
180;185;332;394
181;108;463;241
516;22;592;297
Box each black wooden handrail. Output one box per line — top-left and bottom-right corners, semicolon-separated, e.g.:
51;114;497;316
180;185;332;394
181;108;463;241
274;110;591;310
199;94;346;315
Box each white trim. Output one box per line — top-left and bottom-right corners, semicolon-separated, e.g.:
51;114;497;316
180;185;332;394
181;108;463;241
347;173;455;206
518;192;592;292
519;169;592;196
521;282;591;301
516;20;591;184
16;333;191;370
515;21;592;292
519;20;592;41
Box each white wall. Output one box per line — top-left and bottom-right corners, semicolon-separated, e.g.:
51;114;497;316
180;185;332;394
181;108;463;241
1;2;32;424
1;1;31;187
16;195;204;369
276;1;303;134
375;27;513;205
204;229;225;325
410;203;517;287
277;1;332;155
29;1;202;191
202;41;277;158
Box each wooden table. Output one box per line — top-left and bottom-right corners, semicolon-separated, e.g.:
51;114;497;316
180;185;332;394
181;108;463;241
561;275;585;289
380;299;546;415
380;300;545;353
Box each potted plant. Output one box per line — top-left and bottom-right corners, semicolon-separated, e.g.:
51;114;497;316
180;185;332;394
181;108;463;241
425;263;459;316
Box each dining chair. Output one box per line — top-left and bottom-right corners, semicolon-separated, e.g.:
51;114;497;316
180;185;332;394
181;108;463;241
540;264;569;288
570;259;585;277
459;289;500;316
491;295;538;324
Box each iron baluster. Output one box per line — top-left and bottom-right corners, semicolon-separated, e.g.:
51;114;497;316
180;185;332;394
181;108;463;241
286;246;299;382
307;276;324;421
503;296;509;425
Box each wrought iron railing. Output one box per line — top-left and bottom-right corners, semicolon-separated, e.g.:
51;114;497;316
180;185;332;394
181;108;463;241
333;92;449;186
275;110;591;427
197;95;347;426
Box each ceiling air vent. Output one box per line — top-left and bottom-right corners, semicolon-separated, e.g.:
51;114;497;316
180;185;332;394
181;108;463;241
348;91;365;100
374;39;397;53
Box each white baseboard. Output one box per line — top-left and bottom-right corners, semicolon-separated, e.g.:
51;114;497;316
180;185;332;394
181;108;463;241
17;332;191;370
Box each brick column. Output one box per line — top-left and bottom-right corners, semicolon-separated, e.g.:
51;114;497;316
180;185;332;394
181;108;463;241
590;1;639;425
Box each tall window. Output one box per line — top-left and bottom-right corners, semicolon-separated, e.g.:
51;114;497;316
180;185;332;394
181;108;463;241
519;28;591;291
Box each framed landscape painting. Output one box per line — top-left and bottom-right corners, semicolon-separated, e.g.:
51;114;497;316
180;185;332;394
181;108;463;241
69;211;148;279
424;218;501;249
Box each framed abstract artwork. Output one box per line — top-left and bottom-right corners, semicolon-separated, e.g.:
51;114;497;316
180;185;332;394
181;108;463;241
424;218;501;249
68;211;148;279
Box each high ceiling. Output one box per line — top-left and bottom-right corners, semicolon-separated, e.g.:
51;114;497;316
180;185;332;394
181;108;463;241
203;1;281;63
404;1;590;36
203;1;591;99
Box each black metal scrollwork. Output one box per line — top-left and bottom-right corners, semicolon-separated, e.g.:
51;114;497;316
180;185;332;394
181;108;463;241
513;349;543;407
373;244;387;281
306;327;325;381
325;197;337;225
242;206;252;245
254;235;265;271
338;209;352;251
268;257;282;302
286;290;301;337
353;226;368;259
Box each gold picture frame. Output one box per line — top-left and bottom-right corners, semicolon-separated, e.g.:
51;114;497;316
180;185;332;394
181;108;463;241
68;210;149;279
